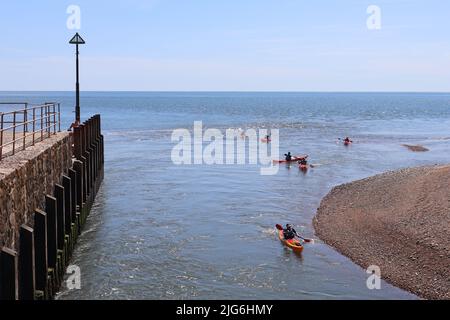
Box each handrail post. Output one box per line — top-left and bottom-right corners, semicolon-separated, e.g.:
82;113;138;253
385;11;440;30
44;104;46;136
25;102;28;132
32;108;36;146
12;111;16;155
22;109;26;150
53;103;56;134
44;105;47;137
24;103;28;132
22;124;26;150
58;103;61;132
40;106;44;142
47;104;50;137
0;113;3;160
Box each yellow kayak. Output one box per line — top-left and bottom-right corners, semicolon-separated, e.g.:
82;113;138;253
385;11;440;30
277;229;304;253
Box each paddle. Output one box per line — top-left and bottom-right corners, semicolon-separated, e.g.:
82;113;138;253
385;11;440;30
275;155;308;163
291;155;308;161
275;224;313;243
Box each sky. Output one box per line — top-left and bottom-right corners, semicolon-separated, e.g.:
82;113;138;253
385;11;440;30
0;0;449;92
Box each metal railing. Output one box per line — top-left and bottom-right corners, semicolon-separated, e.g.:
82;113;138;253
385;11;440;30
0;102;61;160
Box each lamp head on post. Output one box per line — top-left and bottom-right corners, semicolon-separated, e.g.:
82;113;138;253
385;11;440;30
69;33;85;130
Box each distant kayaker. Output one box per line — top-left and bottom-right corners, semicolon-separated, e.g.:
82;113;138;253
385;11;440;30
284;152;292;161
298;158;308;166
283;224;301;240
266;134;271;141
344;137;352;143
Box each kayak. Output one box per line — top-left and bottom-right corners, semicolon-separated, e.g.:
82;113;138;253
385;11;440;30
277;229;304;253
273;155;308;164
261;138;271;143
299;164;308;170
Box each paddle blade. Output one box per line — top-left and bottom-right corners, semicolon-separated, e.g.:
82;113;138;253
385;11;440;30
275;224;283;230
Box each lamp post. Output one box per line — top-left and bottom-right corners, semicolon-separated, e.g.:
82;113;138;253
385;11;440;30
69;33;85;127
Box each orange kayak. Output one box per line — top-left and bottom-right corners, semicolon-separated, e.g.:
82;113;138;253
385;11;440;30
277;229;304;253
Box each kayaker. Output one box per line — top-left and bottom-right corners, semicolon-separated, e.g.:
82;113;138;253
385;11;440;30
283;224;300;240
284;152;292;161
298;158;308;166
266;134;271;141
344;137;352;143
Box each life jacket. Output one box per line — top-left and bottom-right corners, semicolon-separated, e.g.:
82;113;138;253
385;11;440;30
283;229;296;240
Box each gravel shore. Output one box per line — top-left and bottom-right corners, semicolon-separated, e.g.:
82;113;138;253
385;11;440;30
313;165;450;299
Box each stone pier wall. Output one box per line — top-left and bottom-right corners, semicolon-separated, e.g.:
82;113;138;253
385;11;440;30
0;115;103;300
0;132;72;250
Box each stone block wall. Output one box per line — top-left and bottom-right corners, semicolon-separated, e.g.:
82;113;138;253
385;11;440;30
0;132;72;249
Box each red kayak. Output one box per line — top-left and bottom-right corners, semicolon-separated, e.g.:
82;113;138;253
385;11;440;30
273;155;308;164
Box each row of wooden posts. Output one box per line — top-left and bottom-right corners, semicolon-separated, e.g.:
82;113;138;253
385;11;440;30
0;114;104;300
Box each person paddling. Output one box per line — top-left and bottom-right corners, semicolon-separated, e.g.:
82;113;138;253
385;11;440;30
284;152;292;161
344;137;352;144
283;224;302;244
276;224;313;243
298;158;308;166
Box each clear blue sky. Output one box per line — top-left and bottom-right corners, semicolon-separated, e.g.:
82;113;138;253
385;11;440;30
0;0;449;91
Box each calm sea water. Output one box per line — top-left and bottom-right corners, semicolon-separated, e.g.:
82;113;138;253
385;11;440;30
2;92;450;299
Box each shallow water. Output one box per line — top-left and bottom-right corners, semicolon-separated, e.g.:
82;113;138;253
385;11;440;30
3;92;449;299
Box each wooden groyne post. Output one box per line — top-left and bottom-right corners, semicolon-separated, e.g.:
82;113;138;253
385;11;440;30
0;248;18;300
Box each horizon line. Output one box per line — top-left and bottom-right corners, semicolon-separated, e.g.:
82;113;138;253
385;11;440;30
0;90;449;94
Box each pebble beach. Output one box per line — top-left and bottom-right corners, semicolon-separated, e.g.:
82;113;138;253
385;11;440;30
314;165;450;299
